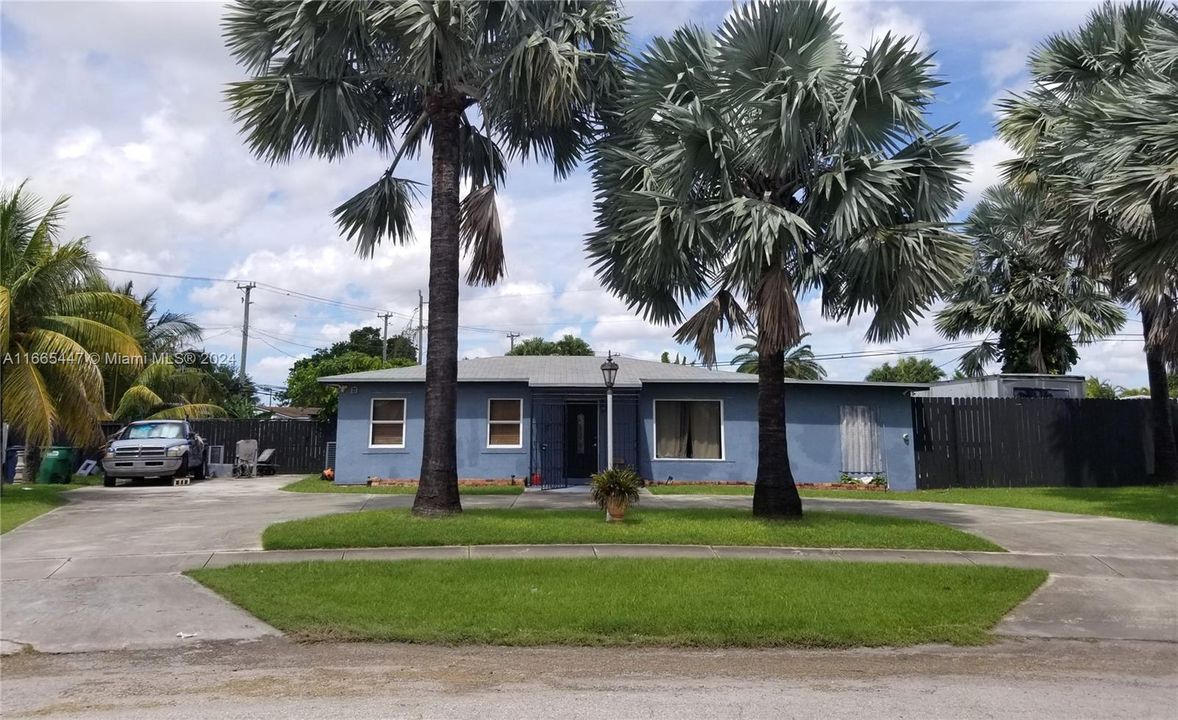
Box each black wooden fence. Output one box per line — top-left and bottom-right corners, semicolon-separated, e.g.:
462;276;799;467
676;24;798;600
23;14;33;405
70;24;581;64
100;419;335;474
912;397;1161;489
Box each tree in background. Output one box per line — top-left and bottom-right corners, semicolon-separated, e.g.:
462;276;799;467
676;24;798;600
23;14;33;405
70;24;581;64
587;1;969;517
866;357;945;384
224;1;627;516
281;328;416;420
1085;377;1119;399
281;351;413;420
998;1;1178;481
1;183;142;476
659;351;688;365
505;334;593;356
936;185;1124;376
305;327;417;366
732;333;826;380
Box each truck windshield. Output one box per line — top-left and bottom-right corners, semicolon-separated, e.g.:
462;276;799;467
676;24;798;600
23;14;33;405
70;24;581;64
123;423;184;440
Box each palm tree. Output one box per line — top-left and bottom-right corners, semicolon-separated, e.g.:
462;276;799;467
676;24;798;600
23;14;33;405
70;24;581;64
587;0;969;518
223;0;626;515
0;182;142;467
112;282;204;357
997;1;1178;481
112;359;228;422
936;185;1125;376
106;281;205;410
732;333;826;380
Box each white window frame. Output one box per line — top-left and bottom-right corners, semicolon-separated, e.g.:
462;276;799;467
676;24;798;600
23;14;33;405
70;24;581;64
652;398;726;461
486;398;524;449
369;397;407;449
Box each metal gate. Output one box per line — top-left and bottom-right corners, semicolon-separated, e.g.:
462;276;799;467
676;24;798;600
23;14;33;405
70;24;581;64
532;402;566;489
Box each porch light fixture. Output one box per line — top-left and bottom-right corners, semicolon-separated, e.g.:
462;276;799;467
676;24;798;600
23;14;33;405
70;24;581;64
600;353;619;389
601;352;619;469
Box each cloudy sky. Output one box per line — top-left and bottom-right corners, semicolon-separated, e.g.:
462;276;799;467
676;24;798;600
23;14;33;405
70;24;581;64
0;0;1149;392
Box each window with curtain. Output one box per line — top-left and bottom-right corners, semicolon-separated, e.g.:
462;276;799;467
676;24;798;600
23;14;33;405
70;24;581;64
487;398;523;448
654;400;722;459
370;398;406;447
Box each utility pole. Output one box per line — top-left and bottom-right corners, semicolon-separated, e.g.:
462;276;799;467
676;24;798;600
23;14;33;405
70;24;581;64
417;290;426;364
237;282;255;381
378;312;393;363
507;332;521;351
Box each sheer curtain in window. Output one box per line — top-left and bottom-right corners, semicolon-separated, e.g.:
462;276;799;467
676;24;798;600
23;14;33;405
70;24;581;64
656;401;689;458
689;401;721;459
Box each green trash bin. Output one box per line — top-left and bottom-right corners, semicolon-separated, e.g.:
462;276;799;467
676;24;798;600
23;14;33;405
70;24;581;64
37;447;75;484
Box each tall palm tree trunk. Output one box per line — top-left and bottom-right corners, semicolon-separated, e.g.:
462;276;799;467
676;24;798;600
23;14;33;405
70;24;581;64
752;348;803;518
412;96;464;516
1142;306;1178;484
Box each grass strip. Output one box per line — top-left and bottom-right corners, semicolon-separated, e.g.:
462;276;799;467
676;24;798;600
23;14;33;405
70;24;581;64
189;558;1045;647
650;484;1177;525
262;507;1002;552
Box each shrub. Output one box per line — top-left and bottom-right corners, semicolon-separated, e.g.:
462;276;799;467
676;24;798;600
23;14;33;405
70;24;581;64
589;467;643;511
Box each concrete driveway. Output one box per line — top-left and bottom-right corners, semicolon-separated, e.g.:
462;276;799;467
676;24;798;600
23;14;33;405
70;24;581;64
1;478;1175;653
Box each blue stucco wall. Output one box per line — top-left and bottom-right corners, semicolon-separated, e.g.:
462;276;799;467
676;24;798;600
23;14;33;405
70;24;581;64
333;382;531;484
782;383;918;491
637;383;758;483
331;379;919;490
636;382;916;490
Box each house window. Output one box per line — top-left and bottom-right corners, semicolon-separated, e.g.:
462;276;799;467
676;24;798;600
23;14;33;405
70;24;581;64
840;405;882;474
654;400;723;460
487;398;523;448
370;398;406;448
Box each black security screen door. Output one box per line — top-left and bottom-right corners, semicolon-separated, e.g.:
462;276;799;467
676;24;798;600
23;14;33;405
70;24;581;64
565;403;599;479
533;402;566;490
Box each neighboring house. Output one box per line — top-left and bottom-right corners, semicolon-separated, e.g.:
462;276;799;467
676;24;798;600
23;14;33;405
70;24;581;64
258;405;322;421
920;374;1084;399
321;356;927;490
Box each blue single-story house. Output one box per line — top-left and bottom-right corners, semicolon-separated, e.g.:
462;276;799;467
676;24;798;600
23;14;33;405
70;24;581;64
320;356;927;490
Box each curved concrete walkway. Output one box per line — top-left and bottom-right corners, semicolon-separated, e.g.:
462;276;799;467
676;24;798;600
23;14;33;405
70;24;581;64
2;477;1175;652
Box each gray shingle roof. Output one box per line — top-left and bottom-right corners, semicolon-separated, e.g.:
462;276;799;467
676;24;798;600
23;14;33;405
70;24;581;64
319;355;929;390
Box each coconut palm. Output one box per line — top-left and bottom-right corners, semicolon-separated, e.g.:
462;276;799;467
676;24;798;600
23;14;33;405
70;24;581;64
997;0;1178;481
223;0;626;515
105;281;205;410
732;332;826;380
587;0;969;517
0;182;142;460
936;185;1125;377
111;282;203;357
112;358;228;422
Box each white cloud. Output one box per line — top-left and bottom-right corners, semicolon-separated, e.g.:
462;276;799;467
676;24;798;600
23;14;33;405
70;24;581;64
960;137;1017;213
832;1;929;56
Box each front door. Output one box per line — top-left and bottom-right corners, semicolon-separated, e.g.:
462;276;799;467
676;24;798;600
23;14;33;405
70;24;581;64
565;403;599;480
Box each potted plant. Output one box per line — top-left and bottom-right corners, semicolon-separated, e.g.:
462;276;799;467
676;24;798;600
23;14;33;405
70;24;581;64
590;467;642;522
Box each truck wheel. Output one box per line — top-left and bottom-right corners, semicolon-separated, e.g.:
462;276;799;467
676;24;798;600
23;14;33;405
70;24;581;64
174;456;189;480
192;451;207;480
103;475;116;488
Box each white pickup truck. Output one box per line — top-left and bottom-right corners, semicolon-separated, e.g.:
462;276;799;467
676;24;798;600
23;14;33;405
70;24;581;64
101;420;207;487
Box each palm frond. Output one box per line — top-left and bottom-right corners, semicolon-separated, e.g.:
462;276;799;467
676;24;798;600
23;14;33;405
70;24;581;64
460;184;504;286
332;174;423;258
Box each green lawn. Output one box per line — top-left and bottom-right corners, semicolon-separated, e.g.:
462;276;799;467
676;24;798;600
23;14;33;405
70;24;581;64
650;484;1178;525
189;559;1045;647
262;507;1002;551
282;475;524;495
0;476;101;534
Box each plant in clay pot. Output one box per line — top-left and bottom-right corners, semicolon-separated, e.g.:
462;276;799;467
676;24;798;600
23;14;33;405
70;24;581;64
590;467;642;522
